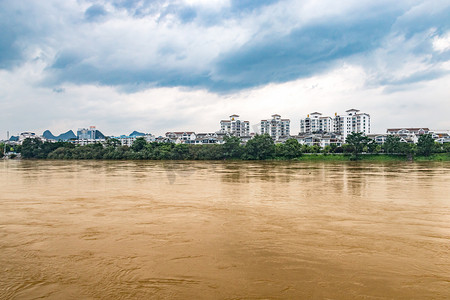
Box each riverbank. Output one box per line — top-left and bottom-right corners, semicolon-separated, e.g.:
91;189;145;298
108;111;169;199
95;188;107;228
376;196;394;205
291;153;450;162
7;153;450;162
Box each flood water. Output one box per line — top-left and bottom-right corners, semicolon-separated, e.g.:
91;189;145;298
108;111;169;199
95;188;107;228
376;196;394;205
0;160;449;299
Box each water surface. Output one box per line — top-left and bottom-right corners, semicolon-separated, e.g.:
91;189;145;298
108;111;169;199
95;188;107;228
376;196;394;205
0;160;449;299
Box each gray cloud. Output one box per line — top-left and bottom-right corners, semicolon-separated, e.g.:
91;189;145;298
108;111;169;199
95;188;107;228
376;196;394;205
85;4;108;21
0;0;449;94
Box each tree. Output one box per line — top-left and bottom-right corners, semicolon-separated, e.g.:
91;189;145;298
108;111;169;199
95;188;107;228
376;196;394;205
21;138;44;158
345;132;371;158
171;144;189;160
301;144;311;153
131;137;147;152
244;134;275;160
443;143;450;153
222;136;243;159
384;135;401;154
416;134;435;156
398;142;415;160
105;137;121;148
311;145;321;153
366;140;379;153
323;144;337;154
276;138;302;159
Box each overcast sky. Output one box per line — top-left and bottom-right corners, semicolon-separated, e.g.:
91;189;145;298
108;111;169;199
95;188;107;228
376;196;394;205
1;0;450;138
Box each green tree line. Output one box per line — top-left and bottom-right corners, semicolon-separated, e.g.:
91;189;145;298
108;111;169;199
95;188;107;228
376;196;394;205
14;133;450;160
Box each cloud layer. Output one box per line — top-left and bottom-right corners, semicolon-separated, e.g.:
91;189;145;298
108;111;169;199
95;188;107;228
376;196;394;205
1;0;449;91
0;0;449;137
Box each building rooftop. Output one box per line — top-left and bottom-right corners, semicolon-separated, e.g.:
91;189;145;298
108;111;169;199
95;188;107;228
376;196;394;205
386;128;430;132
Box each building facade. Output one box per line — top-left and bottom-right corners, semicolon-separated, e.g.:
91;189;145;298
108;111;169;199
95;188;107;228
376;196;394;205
300;112;334;134
111;134;156;147
77;126;99;140
220;114;250;137
165;132;196;144
300;109;370;140
334;109;370;140
261;114;290;140
386;128;430;135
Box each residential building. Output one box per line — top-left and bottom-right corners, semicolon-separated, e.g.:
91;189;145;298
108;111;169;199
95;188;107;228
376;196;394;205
299;109;370;140
384;128;431;144
18;132;44;144
386;128;430;135
367;134;388;145
220;114;250;137
165;132;196;144
190;132;228;145
300;112;334;134
334;109;370;141
293;133;343;147
72;139;105;146
111;133;156;147
261;114;290;141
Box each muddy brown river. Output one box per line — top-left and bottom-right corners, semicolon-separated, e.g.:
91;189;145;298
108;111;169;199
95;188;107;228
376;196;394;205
0;160;449;299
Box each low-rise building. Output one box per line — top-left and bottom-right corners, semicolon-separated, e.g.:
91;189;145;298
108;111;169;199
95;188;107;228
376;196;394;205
165;132;196;144
18;132;46;144
110;133;156;147
367;134;388;144
190;132;228;145
292;133;343;147
386;128;430;135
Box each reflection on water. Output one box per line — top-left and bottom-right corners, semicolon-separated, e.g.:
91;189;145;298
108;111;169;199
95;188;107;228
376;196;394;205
0;160;449;299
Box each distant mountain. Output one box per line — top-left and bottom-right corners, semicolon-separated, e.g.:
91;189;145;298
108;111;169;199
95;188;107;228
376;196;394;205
43;130;77;141
94;130;105;139
43;130;57;140
129;131;145;137
58;130;77;140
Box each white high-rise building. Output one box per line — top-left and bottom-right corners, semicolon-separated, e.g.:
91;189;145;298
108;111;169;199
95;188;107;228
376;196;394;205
261;114;290;140
300;112;334;134
299;109;370;141
220;114;250;137
334;109;370;140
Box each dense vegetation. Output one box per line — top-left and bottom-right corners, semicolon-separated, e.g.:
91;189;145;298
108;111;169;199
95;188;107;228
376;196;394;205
3;133;449;161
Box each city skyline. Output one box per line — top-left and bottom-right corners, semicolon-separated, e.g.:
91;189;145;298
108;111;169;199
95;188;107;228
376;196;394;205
1;0;450;139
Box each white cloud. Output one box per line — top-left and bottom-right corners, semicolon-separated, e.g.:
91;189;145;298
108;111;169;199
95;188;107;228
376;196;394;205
433;31;450;53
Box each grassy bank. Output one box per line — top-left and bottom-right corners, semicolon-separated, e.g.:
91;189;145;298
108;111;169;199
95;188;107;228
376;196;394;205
413;153;450;161
291;153;450;162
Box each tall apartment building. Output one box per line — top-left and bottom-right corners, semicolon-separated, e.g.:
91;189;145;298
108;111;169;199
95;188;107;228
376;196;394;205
334;109;370;140
77;126;97;140
300;112;334;134
220;114;250;137
300;109;370;141
261;114;290;140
